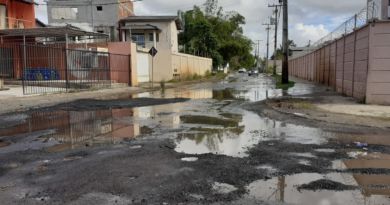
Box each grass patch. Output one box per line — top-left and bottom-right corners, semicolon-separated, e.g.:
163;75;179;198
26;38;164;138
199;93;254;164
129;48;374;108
168;71;227;83
273;74;295;90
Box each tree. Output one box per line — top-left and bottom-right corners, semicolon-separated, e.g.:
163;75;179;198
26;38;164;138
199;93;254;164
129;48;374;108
179;1;255;70
271;39;296;60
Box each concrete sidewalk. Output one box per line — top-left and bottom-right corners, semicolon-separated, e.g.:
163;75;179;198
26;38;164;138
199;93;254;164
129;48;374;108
288;77;390;119
0;86;148;115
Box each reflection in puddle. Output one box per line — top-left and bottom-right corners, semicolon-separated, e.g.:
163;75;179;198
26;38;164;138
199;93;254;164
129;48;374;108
212;182;238;194
181;157;198;162
175;110;334;157
247;173;390;205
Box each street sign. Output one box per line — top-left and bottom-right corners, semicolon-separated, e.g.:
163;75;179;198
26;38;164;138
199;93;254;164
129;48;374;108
149;47;158;57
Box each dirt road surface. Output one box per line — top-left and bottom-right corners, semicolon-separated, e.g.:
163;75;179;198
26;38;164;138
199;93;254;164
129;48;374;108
0;74;389;205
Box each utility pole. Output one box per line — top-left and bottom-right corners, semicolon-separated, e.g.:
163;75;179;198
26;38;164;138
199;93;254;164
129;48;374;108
255;40;262;69
269;4;282;75
281;0;289;84
263;20;272;73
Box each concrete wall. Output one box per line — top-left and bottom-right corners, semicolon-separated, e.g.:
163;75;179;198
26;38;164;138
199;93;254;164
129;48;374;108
366;22;390;104
136;51;150;83
47;0;133;40
172;53;212;79
107;42;138;86
289;23;387;104
136;49;212;83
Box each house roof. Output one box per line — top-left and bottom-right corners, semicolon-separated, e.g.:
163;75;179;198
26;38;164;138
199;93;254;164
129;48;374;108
35;19;47;27
119;16;183;30
0;25;108;38
18;0;35;4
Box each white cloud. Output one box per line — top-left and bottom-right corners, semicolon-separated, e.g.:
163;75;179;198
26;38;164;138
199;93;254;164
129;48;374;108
291;23;329;46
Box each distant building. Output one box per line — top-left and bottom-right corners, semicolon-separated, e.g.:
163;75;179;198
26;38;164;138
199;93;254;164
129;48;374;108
381;0;390;20
0;0;36;29
118;16;183;52
118;16;212;83
46;0;134;41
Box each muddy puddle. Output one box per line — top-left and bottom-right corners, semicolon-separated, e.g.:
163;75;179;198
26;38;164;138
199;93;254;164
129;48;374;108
246;171;390;205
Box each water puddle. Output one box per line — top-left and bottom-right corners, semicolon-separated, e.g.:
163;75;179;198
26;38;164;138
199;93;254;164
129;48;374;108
246;172;390;205
181;157;199;162
212;182;238;194
175;110;334;157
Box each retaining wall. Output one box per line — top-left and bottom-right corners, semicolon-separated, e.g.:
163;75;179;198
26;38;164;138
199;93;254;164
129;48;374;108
289;21;390;105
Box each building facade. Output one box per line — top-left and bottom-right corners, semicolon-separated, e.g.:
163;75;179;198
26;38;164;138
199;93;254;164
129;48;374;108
119;16;212;83
119;16;181;52
47;0;134;41
0;0;36;29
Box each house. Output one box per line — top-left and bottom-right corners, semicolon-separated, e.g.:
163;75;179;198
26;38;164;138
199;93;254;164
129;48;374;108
0;0;36;29
46;0;134;41
119;16;212;83
119;16;182;52
381;0;390;20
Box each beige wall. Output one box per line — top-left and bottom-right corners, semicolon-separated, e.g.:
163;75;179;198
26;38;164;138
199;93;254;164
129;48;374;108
289;22;390;104
150;47;173;82
172;53;213;79
138;50;212;82
366;22;390;104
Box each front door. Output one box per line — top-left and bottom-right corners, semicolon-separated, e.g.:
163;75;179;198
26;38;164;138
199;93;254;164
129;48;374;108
0;5;6;29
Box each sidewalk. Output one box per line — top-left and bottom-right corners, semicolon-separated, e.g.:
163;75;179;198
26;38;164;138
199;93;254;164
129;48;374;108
0;86;148;115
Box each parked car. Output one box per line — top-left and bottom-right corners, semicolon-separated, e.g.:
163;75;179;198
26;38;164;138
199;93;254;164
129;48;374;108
238;68;247;73
248;69;259;76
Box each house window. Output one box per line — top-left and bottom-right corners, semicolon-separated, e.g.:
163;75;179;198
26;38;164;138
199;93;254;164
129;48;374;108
51;8;78;20
0;5;6;29
148;33;159;42
97;6;103;11
132;33;146;47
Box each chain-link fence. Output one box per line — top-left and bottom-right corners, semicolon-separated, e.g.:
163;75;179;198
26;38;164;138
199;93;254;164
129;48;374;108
312;1;379;47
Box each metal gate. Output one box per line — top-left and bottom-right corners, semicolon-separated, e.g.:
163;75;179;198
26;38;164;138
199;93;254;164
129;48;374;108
19;43;133;95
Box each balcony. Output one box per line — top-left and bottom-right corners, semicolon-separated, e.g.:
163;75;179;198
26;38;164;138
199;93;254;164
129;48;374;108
0;17;35;30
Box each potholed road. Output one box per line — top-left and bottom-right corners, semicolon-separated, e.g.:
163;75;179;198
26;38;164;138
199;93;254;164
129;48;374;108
0;74;389;205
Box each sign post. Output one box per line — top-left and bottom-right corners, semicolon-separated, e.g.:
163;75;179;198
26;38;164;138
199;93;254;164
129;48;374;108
148;46;158;88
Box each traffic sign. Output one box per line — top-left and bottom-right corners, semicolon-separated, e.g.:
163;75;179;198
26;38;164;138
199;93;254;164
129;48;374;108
149;47;158;57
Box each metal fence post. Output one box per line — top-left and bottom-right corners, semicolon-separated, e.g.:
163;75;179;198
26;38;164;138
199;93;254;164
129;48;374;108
22;35;26;95
65;33;69;91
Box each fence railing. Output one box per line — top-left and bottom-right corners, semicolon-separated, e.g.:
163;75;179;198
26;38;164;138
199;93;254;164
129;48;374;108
312;1;379;47
0;43;131;95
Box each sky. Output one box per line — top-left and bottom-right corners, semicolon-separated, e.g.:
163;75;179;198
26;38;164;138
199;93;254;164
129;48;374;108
35;0;371;56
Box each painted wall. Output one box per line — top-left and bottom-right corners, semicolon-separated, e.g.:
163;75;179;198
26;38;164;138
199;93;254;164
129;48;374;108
0;0;36;28
289;23;377;103
107;42;138;86
124;20;179;52
172;52;212;79
136;51;150;83
366;22;390;104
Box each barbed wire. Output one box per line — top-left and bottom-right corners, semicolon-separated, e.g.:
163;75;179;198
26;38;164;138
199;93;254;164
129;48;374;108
312;1;379;47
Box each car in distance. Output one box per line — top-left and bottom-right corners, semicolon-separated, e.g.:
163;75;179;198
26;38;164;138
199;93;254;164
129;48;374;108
238;68;247;73
248;69;259;76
